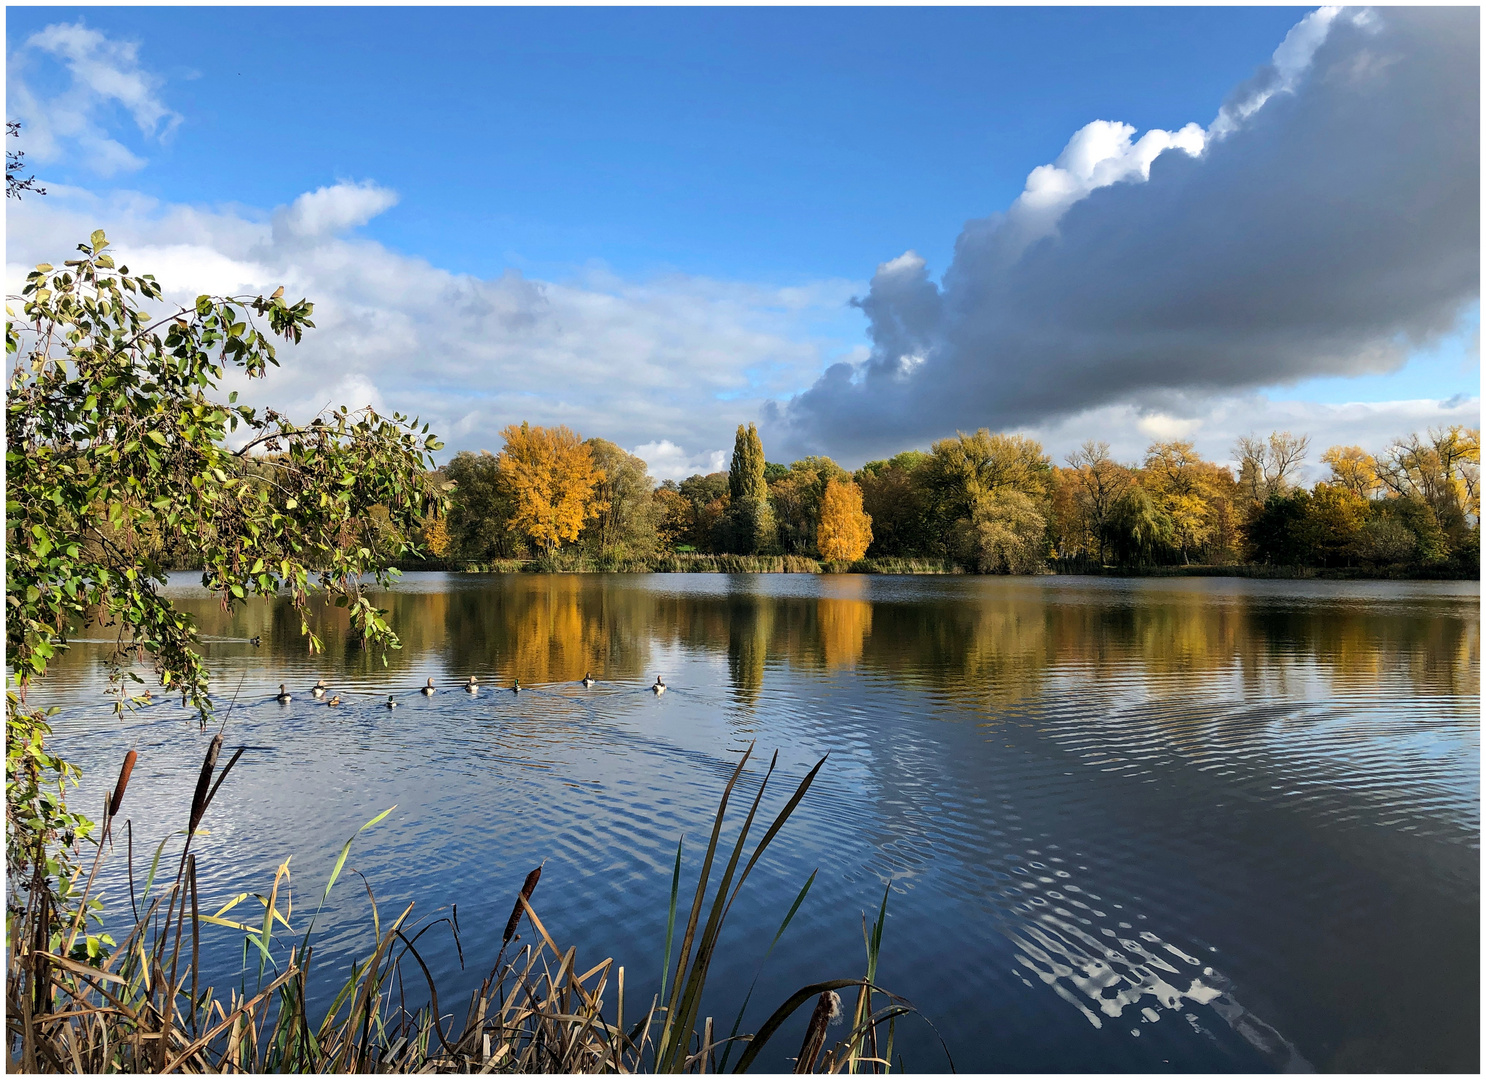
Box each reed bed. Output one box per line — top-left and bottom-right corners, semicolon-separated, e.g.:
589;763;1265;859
648;554;824;575
7;740;929;1073
396;553;969;576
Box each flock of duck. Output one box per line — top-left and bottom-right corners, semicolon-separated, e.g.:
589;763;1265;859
271;672;666;707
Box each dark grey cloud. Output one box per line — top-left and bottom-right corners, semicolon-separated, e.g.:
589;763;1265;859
766;7;1479;460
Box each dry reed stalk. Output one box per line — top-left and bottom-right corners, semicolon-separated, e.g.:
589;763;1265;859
8;739;927;1075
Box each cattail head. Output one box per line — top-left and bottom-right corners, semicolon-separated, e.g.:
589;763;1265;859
794;990;840;1073
109;750;138;818
502;866;542;945
187;733;223;835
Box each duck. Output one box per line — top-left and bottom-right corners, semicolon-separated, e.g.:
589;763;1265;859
511;679;522;694
385;695;398;709
464;676;479;694
311;679;328;698
327;694;342;707
249;636;262;647
140;689;152;702
275;683;292;703
651;676;666;695
421;677;437;696
581;672;595;688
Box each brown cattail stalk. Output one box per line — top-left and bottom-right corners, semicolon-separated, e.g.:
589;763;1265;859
109;750;138;818
502;866;542;945
793;990;841;1074
187;734;223;835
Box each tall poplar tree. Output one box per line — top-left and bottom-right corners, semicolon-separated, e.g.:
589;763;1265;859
728;423;767;502
725;422;774;553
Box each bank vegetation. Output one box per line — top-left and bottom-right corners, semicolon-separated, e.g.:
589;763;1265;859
421;424;1479;580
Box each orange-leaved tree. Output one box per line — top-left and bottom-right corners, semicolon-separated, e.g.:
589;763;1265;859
816;478;873;562
495;422;605;554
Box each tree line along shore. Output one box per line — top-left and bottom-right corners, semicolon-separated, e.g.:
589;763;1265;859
398;422;1479;580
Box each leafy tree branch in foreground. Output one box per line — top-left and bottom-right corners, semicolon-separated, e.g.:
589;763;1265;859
6;231;448;922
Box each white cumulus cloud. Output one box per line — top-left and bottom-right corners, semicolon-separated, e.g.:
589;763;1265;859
6;183;860;474
7;20;181;176
770;7;1479;463
274;182;401;241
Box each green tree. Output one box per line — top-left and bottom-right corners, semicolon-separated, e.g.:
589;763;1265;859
1246;489;1320;566
922;430;1051;571
1304;482;1369;568
1376;427;1480;562
856;451;933;557
724;423;775;554
675;472;730;552
770;456;849;555
582;438;659;562
728;423;767;502
7;232;446;919
967;488;1046;573
1106;486;1175;566
1363;494;1446;566
444;450;525;559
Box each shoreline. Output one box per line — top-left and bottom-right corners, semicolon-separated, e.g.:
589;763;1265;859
380;556;1475;581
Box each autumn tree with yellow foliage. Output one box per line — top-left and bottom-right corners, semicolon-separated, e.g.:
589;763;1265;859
1321;445;1380;499
816;478;873;562
495;422;606;554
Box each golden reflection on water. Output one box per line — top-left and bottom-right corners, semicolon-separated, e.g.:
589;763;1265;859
65;576;1478;707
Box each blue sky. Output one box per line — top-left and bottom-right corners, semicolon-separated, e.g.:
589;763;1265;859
6;6;1478;477
8;7;1308;280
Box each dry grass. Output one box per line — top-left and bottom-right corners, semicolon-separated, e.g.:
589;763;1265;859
7;742;927;1073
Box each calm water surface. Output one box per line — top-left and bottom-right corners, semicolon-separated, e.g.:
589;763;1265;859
35;573;1480;1072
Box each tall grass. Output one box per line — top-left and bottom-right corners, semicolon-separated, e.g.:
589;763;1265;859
7;741;924;1073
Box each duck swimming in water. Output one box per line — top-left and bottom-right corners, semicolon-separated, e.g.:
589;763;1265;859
421;677;437;695
651;676;666;695
385;695;398;709
464;676;479;693
581;672;595;688
275;683;292;703
249;636;262;647
327;694;341;707
511;679;522;693
311;679;328;698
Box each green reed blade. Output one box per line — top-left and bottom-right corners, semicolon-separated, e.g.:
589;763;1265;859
729;977;866;1074
717;867;817;1072
667;753;778;1068
657;745;753;1064
659;835;682;1005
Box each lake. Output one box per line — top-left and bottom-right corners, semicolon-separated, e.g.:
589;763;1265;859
33;572;1480;1072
